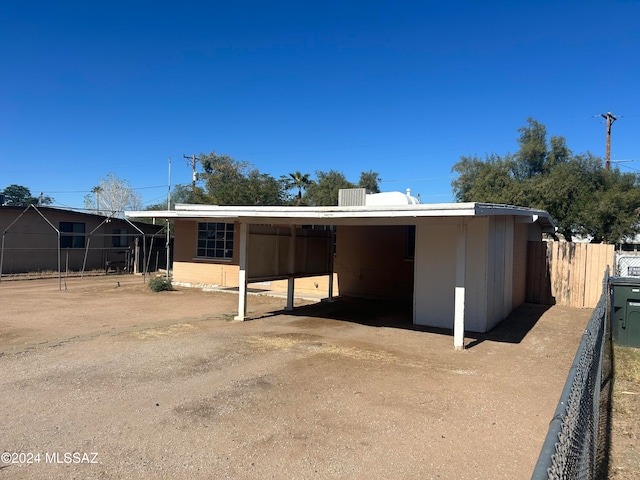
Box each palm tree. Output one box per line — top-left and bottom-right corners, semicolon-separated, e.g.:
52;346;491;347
289;171;312;205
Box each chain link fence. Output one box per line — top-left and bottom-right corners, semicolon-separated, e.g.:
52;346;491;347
531;269;609;480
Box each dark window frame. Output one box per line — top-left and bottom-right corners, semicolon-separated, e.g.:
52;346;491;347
196;222;234;260
113;228;129;248
60;222;86;249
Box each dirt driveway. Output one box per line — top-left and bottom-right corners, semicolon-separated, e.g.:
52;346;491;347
0;275;592;479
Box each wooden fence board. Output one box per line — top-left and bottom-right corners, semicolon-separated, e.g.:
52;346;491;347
526;241;614;308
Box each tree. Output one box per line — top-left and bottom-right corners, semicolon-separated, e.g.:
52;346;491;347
1;184;53;206
146;184;209;212
198;152;287;206
579;168;640;243
303;170;356;206
451;153;518;205
513;118;548;180
358;170;381;193
84;173;142;217
451;119;640;243
287;171;313;205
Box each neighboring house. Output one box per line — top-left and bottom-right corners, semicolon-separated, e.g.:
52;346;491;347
0;205;164;275
126;196;555;349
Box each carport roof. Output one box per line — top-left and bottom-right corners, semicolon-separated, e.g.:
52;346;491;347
126;202;556;233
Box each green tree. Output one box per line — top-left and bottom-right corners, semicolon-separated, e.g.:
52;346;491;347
579;168;640;243
358;170;381;193
303;170;356;206
198;152;287;206
288;171;313;205
513;118;548;180
451;119;640;243
171;184;210;205
451;154;518;204
1;184;53;206
145;184;209;212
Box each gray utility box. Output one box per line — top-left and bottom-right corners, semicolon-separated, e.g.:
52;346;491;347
610;277;640;348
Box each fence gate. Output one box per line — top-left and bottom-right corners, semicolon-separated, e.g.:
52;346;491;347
615;252;640;277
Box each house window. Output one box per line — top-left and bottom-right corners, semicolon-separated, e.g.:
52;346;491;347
197;222;234;259
60;222;85;248
113;229;128;247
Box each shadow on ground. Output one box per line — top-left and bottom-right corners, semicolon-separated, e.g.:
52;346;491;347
259;296;553;347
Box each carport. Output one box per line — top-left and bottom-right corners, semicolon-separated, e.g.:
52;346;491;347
126;202;555;349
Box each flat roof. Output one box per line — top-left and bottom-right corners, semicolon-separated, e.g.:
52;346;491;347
126;202;556;232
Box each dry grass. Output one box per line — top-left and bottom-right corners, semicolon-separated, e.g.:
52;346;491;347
613;346;640;419
615;346;640;385
609;345;640;479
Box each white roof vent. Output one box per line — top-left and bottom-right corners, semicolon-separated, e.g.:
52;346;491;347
366;191;421;206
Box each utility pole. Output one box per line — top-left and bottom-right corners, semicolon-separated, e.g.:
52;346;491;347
600;112;618;171
166;157;171;280
183;154;200;190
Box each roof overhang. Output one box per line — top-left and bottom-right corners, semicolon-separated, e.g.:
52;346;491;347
126;202;556;233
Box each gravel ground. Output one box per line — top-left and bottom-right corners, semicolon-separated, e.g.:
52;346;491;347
0;275;592;479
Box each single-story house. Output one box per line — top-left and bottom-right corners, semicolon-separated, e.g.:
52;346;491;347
126;195;555;349
0;205;164;275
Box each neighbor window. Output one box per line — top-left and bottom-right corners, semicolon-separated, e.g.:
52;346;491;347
60;222;85;248
113;229;129;247
197;222;234;259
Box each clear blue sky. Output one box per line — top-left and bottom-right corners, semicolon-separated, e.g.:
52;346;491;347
2;0;638;210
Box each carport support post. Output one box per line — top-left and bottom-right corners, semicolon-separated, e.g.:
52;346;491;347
286;226;296;311
454;221;467;350
234;222;248;321
326;225;335;302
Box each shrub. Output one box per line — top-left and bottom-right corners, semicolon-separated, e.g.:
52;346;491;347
148;276;173;292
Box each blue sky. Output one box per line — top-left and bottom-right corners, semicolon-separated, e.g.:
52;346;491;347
2;0;639;210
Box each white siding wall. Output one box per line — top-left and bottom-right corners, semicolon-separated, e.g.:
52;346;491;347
464;218;489;332
485;216;515;331
414;218;491;332
414;222;457;328
413;216;517;333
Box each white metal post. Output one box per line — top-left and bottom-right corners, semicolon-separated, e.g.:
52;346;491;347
326;226;335;302
454;221;467;350
234;222;248;321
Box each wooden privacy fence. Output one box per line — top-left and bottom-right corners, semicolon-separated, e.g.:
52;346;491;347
526;241;614;308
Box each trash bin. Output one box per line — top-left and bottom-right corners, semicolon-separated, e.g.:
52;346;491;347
610;277;640;348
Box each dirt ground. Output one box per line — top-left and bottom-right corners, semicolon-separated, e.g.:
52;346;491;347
0;275;594;479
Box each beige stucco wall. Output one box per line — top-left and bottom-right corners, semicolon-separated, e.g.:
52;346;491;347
172;220;239;286
171;220;336;297
333;225;414;303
